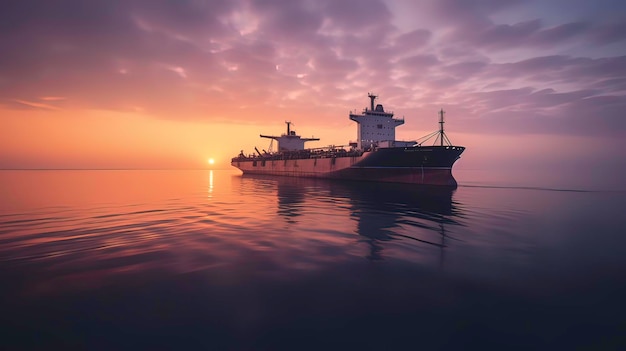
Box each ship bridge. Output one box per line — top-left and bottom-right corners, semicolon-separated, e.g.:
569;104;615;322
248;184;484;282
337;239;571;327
260;121;320;152
349;93;405;150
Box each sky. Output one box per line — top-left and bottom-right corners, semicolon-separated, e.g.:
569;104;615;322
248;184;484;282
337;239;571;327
1;0;625;181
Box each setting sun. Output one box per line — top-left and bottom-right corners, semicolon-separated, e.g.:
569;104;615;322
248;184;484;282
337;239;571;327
208;158;215;165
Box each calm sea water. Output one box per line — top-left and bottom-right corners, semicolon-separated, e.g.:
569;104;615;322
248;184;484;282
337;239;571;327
1;169;625;350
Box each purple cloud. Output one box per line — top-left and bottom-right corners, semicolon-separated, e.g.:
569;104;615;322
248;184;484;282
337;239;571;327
476;19;542;48
394;29;432;50
589;20;626;45
0;0;624;138
531;22;591;46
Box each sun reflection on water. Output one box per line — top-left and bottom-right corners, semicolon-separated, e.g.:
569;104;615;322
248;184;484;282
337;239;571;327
208;170;214;198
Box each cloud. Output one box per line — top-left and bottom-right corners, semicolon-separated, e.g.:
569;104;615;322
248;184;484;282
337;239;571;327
249;0;324;41
531;22;590;46
430;0;528;28
12;99;61;111
449;20;595;50
589;20;626;45
397;54;440;69
0;0;624;138
393;29;432;49
324;0;392;31
475;19;542;48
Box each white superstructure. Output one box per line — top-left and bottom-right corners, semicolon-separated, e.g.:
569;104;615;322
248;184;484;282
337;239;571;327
349;93;405;150
260;121;320;151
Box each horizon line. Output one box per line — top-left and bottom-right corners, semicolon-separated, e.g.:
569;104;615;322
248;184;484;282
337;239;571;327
0;168;234;171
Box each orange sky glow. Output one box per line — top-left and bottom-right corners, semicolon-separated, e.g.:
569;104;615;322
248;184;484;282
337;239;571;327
0;0;624;179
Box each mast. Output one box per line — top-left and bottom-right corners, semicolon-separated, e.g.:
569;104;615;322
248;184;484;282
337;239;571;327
286;121;291;135
439;109;445;147
415;108;454;147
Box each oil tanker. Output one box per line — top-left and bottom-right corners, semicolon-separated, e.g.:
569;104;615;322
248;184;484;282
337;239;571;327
231;94;465;187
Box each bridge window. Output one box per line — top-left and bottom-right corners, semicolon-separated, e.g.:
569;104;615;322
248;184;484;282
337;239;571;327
377;124;383;129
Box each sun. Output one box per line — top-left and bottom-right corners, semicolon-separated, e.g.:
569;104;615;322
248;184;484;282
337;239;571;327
208;158;215;165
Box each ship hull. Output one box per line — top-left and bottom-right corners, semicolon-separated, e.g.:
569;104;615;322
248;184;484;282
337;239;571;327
231;146;464;187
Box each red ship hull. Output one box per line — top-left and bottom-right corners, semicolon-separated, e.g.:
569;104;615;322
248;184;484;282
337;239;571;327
232;146;464;187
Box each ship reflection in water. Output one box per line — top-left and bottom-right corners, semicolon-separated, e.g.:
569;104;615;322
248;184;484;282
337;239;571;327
241;175;462;264
270;175;460;262
1;170;624;350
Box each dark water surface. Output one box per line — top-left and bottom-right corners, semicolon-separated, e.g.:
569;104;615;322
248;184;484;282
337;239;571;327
1;170;625;350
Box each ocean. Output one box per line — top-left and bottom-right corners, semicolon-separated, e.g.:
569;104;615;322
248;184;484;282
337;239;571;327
1;169;625;350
